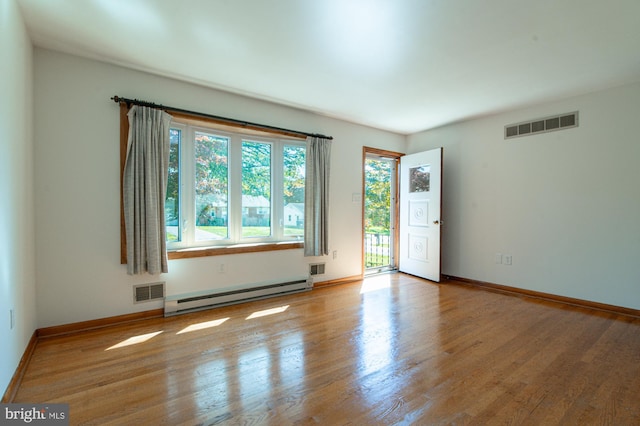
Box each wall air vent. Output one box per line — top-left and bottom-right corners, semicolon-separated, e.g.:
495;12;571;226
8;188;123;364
309;263;325;276
134;282;165;303
505;111;578;139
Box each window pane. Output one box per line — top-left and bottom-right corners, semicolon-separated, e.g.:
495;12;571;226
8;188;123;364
195;132;229;241
283;144;305;237
166;128;181;243
409;165;430;193
242;141;271;238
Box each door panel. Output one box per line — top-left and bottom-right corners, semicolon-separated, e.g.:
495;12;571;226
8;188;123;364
399;148;442;282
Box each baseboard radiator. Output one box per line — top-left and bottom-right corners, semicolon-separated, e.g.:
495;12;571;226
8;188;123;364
164;277;312;317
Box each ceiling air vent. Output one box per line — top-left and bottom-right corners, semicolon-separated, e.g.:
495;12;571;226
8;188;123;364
134;282;165;303
505;111;578;139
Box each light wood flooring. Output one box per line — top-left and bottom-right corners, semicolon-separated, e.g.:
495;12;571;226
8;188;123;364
14;274;640;425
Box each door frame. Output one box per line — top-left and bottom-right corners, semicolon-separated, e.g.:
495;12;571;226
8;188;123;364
361;147;404;276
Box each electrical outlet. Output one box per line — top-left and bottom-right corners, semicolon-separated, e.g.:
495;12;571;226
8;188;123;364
10;309;15;330
219;263;226;274
495;253;503;264
333;250;337;260
504;255;512;265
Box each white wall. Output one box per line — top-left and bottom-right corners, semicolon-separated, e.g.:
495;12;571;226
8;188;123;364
0;0;37;397
33;49;405;328
31;40;640;331
408;82;640;309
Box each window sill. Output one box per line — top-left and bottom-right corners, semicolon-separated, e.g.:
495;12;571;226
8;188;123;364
167;241;304;260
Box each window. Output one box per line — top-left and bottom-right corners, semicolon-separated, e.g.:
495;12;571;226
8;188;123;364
166;121;306;250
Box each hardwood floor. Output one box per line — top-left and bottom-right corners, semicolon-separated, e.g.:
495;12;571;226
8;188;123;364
14;274;640;425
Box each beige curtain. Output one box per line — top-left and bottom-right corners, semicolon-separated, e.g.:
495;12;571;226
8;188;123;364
304;136;332;256
123;105;173;275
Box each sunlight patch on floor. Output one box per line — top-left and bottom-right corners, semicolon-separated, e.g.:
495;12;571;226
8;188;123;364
106;331;163;350
246;305;289;320
360;274;392;294
177;317;230;334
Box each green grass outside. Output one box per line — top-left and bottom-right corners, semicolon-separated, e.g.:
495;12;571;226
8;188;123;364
365;253;390;268
197;226;230;238
366;227;390;235
168;226;304;241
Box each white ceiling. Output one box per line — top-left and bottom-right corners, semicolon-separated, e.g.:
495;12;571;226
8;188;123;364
16;0;640;134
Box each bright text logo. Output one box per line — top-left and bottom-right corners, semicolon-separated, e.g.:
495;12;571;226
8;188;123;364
1;404;68;425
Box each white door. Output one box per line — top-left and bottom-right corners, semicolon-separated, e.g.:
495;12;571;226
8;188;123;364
399;148;442;282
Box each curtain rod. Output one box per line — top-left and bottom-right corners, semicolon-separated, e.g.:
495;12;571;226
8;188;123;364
111;96;333;140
